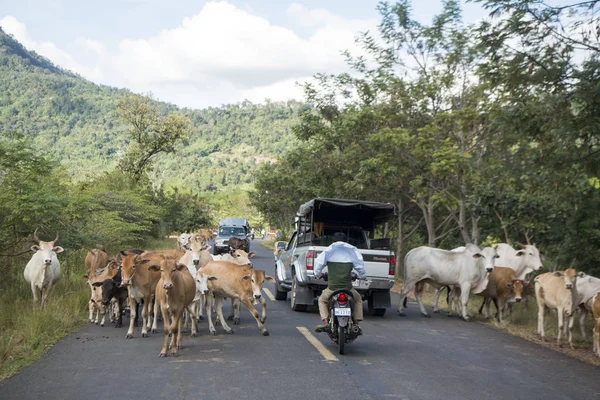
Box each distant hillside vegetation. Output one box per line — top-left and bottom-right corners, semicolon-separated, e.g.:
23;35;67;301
0;28;301;192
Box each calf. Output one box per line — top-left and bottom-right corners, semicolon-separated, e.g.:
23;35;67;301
201;261;274;336
592;293;600;358
150;258;198;357
84;273;110;326
120;249;185;338
92;269;130;328
476;267;524;322
227;237;246;251
179;237;213;325
534;268;579;348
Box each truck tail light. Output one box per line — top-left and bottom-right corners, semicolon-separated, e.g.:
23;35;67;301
389;255;396;276
306;250;314;270
338;292;347;305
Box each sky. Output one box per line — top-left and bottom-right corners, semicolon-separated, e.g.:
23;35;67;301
0;0;489;110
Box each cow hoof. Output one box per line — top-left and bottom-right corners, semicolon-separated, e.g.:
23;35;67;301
100;324;104;327
421;313;431;318
398;312;406;317
210;331;216;336
433;309;440;314
159;352;167;358
447;314;453;317
262;331;270;336
142;332;149;338
126;333;133;339
227;315;233;321
94;322;99;325
233;318;240;325
463;317;471;322
191;332;198;337
260;317;266;323
115;323;122;328
151;328;158;333
226;330;234;335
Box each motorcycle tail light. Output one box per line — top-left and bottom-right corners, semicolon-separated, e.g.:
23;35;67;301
338;292;347;305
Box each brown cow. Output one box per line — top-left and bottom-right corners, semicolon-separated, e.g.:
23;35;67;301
227;237;246;251
84;249;110;276
592;292;600;358
535;268;579;348
150;257;198;357
476;267;524;322
201;261;273;336
120;248;186;338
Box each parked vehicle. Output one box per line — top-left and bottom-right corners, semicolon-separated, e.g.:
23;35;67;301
274;198;397;316
214;218;251;255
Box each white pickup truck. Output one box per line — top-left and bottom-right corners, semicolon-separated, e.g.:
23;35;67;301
274;198;396;316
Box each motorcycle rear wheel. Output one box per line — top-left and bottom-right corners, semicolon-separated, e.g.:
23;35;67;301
338;325;345;355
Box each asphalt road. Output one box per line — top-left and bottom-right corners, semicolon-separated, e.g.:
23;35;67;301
2;239;600;400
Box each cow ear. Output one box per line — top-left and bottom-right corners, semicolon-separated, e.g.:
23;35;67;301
241;274;251;281
148;265;160;271
202;245;212;251
30;245;40;252
493;244;499;250
208;276;218;281
176;263;187;271
553;271;564;277
506;282;513;288
248;252;256;258
138;258;151;265
52;246;64;254
577;272;586;278
264;275;276;283
83;274;89;280
92;282;103;287
472;253;482;259
516;250;525;257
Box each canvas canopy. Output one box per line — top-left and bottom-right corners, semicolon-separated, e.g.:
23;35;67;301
297;198;396;229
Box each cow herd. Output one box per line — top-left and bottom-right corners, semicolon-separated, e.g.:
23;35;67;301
21;229;600;360
397;242;600;355
24;229;273;358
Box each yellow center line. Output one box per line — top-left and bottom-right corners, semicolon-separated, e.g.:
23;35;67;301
296;326;338;362
262;288;275;301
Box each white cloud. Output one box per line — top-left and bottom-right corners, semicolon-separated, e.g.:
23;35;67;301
1;2;378;109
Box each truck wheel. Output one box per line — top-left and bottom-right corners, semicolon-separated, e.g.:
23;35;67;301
275;287;287;301
368;295;387;317
291;277;307;312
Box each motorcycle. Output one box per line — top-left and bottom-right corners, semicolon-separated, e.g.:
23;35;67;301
320;273;361;355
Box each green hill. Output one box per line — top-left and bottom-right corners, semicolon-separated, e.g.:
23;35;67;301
0;27;301;192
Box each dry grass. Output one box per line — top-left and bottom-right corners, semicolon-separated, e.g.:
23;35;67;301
392;282;600;366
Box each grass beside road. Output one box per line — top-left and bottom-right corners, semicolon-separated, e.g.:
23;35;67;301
0;238;179;382
391;282;600;366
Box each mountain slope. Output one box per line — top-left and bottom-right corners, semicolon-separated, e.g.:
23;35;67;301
0;27;300;191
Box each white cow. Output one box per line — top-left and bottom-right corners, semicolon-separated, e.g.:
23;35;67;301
23;229;63;307
495;243;543;280
179;237;212;326
398;245;498;320
177;233;193;249
575;273;600;342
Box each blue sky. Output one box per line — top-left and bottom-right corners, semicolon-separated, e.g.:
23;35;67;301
1;1;489;109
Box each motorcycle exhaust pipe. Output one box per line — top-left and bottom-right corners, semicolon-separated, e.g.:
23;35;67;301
351;325;360;335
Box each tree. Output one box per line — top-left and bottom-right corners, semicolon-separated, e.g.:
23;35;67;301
115;93;191;181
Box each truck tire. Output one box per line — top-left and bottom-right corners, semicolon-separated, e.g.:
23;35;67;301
291;277;307;312
368;294;387;317
275;287;287;300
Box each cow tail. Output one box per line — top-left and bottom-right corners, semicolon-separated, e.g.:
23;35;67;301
445;286;451;304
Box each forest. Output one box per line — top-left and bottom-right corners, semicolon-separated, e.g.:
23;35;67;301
251;0;600;276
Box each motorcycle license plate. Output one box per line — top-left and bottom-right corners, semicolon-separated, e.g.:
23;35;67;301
334;308;351;316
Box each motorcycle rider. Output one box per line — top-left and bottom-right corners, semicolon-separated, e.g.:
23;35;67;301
314;232;366;334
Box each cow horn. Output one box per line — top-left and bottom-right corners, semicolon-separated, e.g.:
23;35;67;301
53;232;59;244
33;228;40;244
515;241;526;248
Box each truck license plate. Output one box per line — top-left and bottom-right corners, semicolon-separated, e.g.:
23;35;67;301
334;308;351;316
